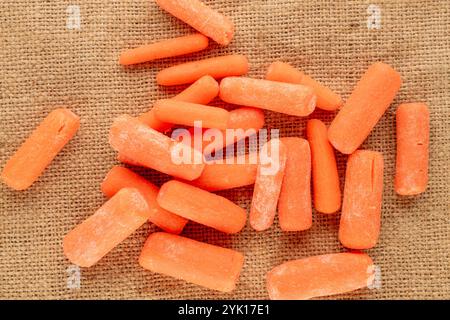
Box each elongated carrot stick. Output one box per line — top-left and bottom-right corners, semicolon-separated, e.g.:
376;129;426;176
328;62;402;154
306;119;341;214
339;150;383;249
157;180;247;233
267;252;374;300
157;55;248;86
219;77;316;117
139;232;244;292
278;137;312;231
63;188;150;267
155;0;234;46
119;33;209;65
266;61;343;111
1;108;79;190
101;166;188;234
395;103;429;195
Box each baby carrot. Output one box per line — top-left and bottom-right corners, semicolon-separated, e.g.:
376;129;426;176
1;108;79;190
157;180;247;233
267;252;374;300
339;150;383;249
219;77;316;117
278;137;312;231
63;188;150;267
266;61;343;111
328;62;402;154
155;0;234;46
306;119;341;214
139;232;244;292
101;166;188;234
156;55;248;86
395;103;429;195
119;33;209;65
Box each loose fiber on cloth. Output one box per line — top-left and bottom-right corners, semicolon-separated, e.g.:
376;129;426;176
0;0;449;299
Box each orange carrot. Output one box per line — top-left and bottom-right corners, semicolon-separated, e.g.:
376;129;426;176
1;108;79;190
63;188;150;267
267;252;374;300
156;55;248;86
328;62;402;154
395;103;429;195
266;61;343;111
219;77;316;117
306;119;341;214
339;150;383;249
155;0;234;46
139;232;244;292
278;137;312;231
119;33;209;65
157;180;247;233
101;166;188;234
109;115;204;180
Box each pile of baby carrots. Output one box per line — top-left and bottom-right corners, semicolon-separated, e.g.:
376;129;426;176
1;0;430;299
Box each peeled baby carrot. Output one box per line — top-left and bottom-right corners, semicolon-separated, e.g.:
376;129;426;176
250;139;287;231
63;188;150;267
395;103;429;195
306;119;341;214
278;137;312;231
119;33;209;65
155;0;234;46
339;150;383;249
109;115;204;180
328;62;402;154
219;77;316;117
266;61;343;111
156;55;248;86
101;166;188;234
139;232;244;292
157;180;246;233
1;108;79;190
267;252;374;300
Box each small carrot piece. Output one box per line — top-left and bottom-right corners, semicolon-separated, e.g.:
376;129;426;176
267;252;374;300
63;188;150;267
278;137;312;231
1;108;79;190
119;33;209;65
339;150;383;249
156;55;248;86
395;103;430;195
266;61;343;111
101;166;188;234
157;180;247;233
139;232;244;292
306;119;341;214
155;0;234;46
328;62;402;154
219;77;316;117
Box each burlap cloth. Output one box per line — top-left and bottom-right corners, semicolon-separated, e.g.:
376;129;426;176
0;0;449;300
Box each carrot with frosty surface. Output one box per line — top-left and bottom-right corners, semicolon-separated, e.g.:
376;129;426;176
306;119;341;214
155;0;234;46
219;77;316;117
157;180;247;233
101;166;188;234
339;150;383;249
1;108;79;190
328;62;402;154
266;61;343;111
63;188;150;267
156;55;248;86
395;103;429;195
139;232;244;292
267;252;374;300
